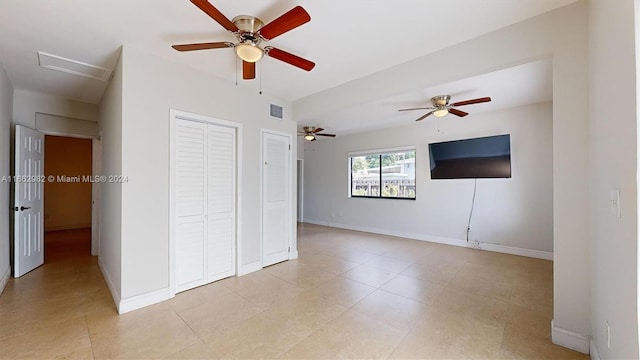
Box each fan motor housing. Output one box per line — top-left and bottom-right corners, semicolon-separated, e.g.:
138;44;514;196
232;15;264;33
432;95;451;107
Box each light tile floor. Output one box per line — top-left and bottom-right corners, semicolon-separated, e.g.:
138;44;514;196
0;225;589;359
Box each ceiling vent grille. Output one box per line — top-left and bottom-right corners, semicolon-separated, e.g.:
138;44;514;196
38;52;113;82
269;104;284;120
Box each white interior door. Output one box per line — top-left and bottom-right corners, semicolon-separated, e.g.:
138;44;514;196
14;125;45;277
206;125;236;282
175;120;207;292
174;117;237;293
262;132;291;267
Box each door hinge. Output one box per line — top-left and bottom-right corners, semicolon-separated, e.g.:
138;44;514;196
288;246;290;253
289;144;291;150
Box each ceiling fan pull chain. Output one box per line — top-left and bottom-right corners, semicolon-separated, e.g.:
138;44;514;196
259;61;262;95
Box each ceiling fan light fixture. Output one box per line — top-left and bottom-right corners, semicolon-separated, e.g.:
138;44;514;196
304;134;315;141
235;42;263;62
433;108;449;117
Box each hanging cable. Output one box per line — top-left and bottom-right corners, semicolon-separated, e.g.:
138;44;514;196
466;178;477;243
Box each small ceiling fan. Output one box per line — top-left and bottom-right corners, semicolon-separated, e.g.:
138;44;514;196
398;95;492;121
299;126;336;141
172;0;315;80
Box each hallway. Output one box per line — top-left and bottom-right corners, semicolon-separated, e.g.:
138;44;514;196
0;228;111;358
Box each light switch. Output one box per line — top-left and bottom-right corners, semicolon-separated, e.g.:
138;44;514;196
609;189;621;218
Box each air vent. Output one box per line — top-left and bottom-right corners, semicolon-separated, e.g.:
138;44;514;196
269;104;284;120
38;52;112;82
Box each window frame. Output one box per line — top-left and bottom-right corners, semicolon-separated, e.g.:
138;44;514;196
348;146;416;200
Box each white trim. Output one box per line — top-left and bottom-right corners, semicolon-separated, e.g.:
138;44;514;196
302;219;553;261
297;159;303;222
168;111;176;297
235;125;244;280
0;265;10;295
118;287;171;314
35;130;96;139
348;145;416;157
590;340;601;360
98;257;120;311
168;109;243;298
289;249;299;259
478;242;553;261
551;320;590;354
238;261;262;276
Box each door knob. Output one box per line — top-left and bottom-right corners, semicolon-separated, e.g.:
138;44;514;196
19;206;31;211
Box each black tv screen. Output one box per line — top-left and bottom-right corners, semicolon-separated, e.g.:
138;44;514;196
429;134;511;179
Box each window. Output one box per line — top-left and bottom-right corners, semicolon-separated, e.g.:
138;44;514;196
350;148;416;199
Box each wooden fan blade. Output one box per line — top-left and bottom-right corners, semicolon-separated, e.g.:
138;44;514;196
452;97;492;107
258;6;310;40
242;61;256;80
398;107;434;112
172;42;234;51
316;133;336;137
190;0;239;32
312;127;324;133
265;47;315;71
449;108;469;117
416;111;434;121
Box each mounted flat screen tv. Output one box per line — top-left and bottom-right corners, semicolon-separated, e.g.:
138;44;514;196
429;134;511;179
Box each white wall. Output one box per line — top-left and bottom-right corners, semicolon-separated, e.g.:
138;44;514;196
97;52;123;305
0;63;13;293
117;46;296;302
295;1;591;350
303;102;553;253
588;0;639;358
13;89;98;128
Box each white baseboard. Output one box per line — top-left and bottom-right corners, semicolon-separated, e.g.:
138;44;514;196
118;287;171;314
289;249;299;260
98;257;121;312
479;242;553;261
302;219;553;261
238;260;262;276
551;320;590;354
590;340;600;360
0;265;10;295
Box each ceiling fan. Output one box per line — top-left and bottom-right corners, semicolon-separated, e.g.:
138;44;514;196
299;126;336;141
398;95;492;121
172;0;315;80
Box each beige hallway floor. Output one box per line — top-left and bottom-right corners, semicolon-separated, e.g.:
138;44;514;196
0;225;588;359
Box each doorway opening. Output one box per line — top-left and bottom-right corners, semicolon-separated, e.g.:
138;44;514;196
43;135;92;264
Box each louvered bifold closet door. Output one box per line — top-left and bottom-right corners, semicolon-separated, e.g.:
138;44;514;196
207;125;236;282
175;120;207;292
